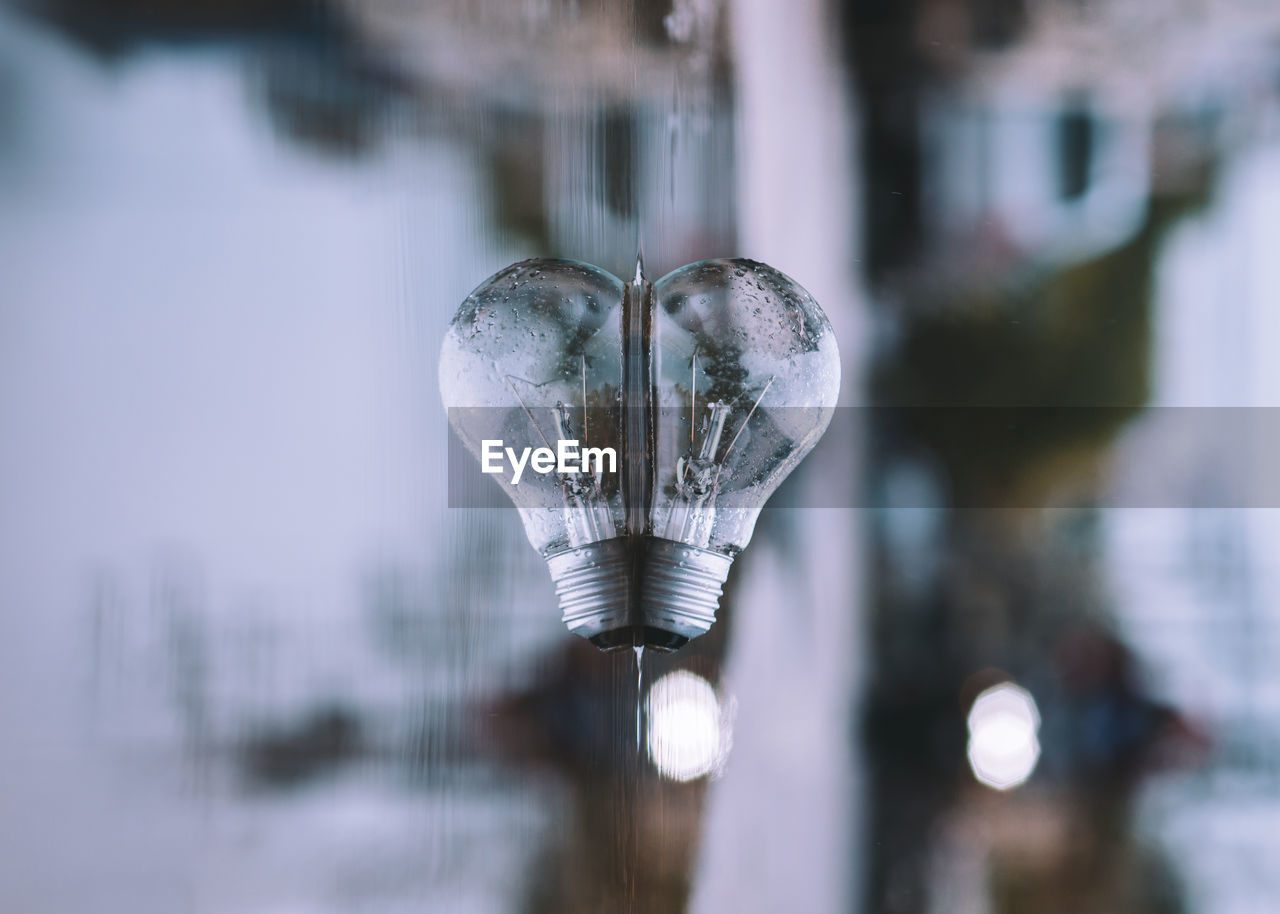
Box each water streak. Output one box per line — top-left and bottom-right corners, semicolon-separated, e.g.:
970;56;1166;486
633;645;645;754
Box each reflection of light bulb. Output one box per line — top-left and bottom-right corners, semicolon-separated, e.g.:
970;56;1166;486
440;257;840;650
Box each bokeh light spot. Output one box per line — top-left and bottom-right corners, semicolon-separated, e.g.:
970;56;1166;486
966;682;1041;791
646;671;724;782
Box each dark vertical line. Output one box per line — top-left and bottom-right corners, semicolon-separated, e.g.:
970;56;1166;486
620;275;656;537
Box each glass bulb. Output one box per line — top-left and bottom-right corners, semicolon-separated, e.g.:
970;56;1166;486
439;257;840;651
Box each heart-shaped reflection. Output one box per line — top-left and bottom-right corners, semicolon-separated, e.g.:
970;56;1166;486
440;257;839;650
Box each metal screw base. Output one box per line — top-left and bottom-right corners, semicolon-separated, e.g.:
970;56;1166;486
545;536;734;651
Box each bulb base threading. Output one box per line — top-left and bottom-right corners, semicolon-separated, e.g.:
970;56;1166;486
545;536;733;651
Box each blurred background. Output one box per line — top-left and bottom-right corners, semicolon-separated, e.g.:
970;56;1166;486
3;0;1280;911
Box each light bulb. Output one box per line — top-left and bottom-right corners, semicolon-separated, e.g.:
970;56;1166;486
440;257;840;651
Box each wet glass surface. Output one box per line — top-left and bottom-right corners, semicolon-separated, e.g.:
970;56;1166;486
3;1;1280;912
